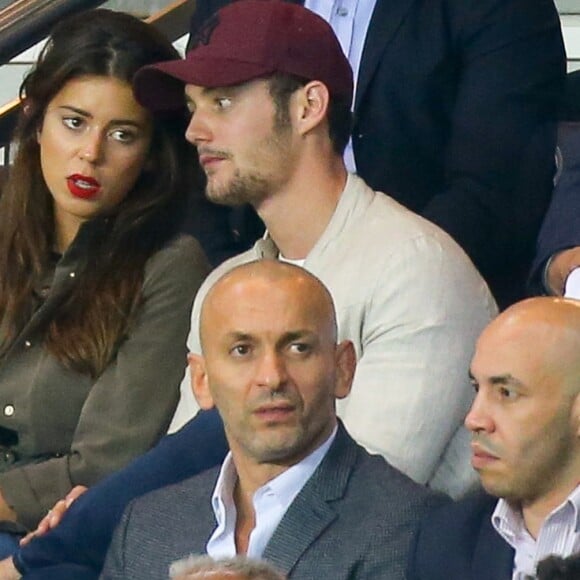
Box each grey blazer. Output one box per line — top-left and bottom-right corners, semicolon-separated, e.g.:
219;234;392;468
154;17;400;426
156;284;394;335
102;423;448;579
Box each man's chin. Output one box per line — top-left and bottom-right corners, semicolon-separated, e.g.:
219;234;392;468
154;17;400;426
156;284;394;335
205;183;249;207
480;475;515;500
251;434;307;464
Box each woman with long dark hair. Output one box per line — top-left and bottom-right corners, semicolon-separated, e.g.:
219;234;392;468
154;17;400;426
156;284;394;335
0;8;208;535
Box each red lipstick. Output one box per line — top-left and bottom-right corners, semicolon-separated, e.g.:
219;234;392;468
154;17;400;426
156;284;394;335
67;174;101;199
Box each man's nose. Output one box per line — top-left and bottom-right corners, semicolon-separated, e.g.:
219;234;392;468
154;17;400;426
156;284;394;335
185;111;212;145
255;350;288;391
464;391;494;434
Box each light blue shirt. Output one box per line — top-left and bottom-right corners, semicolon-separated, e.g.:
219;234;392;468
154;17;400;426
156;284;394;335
304;0;378;172
206;426;338;559
492;485;580;579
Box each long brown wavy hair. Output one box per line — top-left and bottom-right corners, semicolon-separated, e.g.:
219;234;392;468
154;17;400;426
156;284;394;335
0;9;195;376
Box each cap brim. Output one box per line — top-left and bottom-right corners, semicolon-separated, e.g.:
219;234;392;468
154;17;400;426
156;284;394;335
134;56;275;112
133;61;189;112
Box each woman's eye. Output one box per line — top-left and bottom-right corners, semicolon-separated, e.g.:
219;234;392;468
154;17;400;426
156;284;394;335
110;129;135;143
62;116;83;130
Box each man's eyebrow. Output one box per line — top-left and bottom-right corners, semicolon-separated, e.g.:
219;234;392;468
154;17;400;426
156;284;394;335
186;86;233;106
469;370;524;387
224;331;254;342
281;330;315;342
488;374;524;388
468;370;524;386
277;330;319;347
202;86;237;97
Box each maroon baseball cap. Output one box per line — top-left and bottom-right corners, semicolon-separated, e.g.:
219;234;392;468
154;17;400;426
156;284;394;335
133;0;353;112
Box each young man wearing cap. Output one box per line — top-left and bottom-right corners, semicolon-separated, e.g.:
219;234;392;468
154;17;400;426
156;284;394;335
187;0;565;308
139;0;496;497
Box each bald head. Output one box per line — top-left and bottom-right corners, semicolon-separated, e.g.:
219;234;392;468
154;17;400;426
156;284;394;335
475;297;580;395
199;260;338;351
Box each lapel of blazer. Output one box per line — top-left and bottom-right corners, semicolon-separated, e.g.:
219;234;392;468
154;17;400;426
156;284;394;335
262;422;358;574
472;508;514;580
355;0;417;111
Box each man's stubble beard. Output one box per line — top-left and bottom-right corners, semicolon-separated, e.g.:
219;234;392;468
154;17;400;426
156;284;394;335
203;114;294;208
481;403;578;505
205;168;272;207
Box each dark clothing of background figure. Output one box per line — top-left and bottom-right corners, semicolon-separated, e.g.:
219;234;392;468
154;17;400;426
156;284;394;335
407;490;514;580
184;0;566;308
181;187;263;267
529;70;580;294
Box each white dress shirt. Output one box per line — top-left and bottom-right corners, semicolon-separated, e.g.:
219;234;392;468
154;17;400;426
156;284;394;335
206;426;337;559
304;0;378;172
492;485;580;579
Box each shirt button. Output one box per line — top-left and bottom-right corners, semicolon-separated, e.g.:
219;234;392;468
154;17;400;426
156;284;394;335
69;272;76;279
337;6;348;16
24;340;32;348
0;450;16;465
3;405;15;417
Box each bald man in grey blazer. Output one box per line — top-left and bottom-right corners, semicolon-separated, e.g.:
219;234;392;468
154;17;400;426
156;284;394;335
102;261;446;580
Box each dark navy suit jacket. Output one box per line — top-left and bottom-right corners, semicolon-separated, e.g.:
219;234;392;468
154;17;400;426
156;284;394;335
529;120;580;293
407;491;514;580
529;70;580;294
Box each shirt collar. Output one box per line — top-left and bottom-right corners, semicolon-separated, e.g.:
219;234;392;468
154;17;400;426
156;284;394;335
255;173;369;267
259;424;337;511
568;484;580;532
211;425;338;525
492;484;580;544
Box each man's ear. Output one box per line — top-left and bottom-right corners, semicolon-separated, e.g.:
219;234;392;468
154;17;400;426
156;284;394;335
334;340;356;400
571;391;580;438
188;353;214;410
295;80;330;136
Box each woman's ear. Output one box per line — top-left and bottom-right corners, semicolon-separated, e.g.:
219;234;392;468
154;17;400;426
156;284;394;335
188;353;215;410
